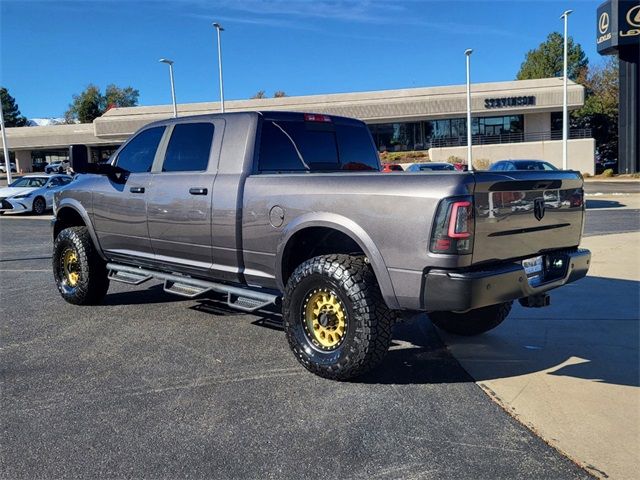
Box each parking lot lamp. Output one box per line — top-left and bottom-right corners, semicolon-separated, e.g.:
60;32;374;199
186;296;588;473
0;99;13;184
465;48;473;172
561;9;573;170
159;59;178;118
212;22;225;113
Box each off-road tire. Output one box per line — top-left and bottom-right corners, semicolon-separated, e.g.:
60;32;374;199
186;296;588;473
283;254;395;380
53;226;109;305
429;301;512;336
32;196;46;215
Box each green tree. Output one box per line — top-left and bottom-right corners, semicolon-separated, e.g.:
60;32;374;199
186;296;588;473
517;32;588;81
0;87;28;127
572;58;619;160
103;84;139;111
65;84;139;123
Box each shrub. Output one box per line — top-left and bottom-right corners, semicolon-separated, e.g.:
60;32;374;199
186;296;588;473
582;172;592;178
602;168;614;177
473;158;491;170
379;150;429;163
446;155;463;164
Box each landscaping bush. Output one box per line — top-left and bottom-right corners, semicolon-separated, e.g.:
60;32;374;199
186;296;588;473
446;155;463;164
602;168;614;177
379;150;429;164
473;158;491;170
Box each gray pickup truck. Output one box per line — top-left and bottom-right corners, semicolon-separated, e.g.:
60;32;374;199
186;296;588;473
52;111;590;380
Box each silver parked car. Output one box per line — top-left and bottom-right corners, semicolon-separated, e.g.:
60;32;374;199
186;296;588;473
0;174;73;215
490;159;558;171
405;162;456;172
45;160;70;174
0;162;17;173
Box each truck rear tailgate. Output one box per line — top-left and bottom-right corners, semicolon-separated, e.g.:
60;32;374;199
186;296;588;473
472;171;585;264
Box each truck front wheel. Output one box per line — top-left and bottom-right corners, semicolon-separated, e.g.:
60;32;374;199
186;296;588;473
429;302;512;336
53;226;110;305
282;254;394;380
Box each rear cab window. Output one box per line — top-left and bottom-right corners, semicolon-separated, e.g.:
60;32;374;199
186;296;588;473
257;114;380;173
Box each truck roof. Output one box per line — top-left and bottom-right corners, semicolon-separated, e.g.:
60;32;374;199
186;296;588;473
141;111;366;130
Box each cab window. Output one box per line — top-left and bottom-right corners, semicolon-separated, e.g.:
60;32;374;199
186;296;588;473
116;127;165;173
257;119;378;173
162;123;215;172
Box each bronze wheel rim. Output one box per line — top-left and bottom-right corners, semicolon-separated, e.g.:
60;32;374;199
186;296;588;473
62;248;80;287
302;288;347;350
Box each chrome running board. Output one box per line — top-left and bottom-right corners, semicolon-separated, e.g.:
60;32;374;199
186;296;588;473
106;262;278;312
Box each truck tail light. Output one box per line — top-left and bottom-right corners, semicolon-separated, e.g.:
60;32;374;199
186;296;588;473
304;113;332;123
430;196;474;255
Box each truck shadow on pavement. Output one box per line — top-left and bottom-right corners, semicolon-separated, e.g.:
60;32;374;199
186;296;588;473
104;276;639;388
585;199;625;209
418;275;640;388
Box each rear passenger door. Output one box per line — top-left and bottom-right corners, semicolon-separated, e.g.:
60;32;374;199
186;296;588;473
146;121;219;270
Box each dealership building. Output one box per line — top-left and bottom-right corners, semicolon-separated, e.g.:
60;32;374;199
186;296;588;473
1;77;595;174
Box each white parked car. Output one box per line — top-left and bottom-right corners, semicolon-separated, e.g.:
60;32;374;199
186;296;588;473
44;160;70;174
0;162;17;173
0;174;74;215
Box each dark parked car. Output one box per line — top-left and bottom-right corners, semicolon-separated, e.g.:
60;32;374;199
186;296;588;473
32;159;48;172
406;162;456;172
490;160;558;171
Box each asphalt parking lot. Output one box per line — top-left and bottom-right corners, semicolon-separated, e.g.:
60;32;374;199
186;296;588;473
0;217;591;479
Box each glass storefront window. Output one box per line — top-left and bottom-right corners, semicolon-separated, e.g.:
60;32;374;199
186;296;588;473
370;114;524;151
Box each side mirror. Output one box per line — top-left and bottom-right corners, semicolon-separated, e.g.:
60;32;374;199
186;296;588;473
69;144;89;173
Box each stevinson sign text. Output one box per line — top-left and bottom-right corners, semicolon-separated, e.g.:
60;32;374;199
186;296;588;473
484;96;536;109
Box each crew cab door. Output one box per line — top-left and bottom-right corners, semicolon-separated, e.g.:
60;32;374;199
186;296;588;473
146;121;218;270
92;126;165;259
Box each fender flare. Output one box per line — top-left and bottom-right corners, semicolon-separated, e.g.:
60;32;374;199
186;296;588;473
275;212;400;310
54;199;107;261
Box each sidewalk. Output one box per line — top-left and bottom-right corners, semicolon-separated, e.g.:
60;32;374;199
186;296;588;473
440;232;640;479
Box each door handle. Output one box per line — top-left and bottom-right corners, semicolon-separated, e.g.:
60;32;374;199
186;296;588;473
130;187;145;194
189;188;208;195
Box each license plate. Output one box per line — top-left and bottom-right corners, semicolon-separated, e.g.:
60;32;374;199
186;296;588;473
522;256;543;276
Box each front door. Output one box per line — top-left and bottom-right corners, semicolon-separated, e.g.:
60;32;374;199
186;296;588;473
146;121;217;271
92;126;165;259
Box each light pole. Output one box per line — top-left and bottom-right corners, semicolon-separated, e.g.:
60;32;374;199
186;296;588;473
0;99;13;184
465;48;473;172
561;9;573;170
213;22;225;113
159;58;178;118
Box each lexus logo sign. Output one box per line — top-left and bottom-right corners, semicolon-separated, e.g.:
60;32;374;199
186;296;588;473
599;12;609;34
627;5;640;28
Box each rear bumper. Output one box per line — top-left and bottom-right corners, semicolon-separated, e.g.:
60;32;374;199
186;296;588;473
422;249;591;312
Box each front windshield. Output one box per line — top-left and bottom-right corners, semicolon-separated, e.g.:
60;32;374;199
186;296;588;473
9;177;48;188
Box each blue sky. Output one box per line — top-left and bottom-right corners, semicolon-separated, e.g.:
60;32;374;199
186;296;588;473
1;0;602;119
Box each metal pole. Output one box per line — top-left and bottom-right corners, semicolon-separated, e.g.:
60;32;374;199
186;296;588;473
465;49;473;172
213;22;225;113
159;59;178;118
561;10;572;170
0;99;13;184
168;63;177;118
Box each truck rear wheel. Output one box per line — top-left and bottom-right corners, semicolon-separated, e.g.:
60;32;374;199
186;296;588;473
53;226;110;305
429;302;512;336
282;254;394;380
